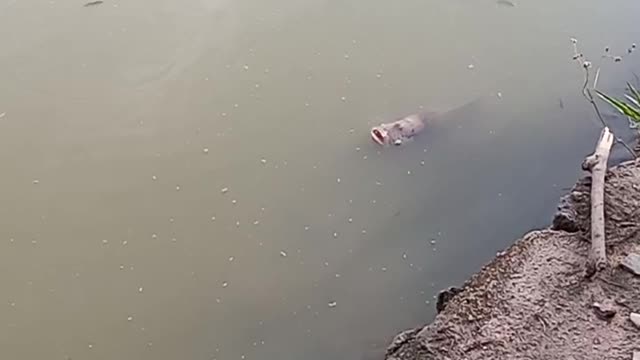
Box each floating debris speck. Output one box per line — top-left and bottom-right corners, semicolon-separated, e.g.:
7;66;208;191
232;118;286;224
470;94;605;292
381;267;387;272
0;113;5;119
260;159;267;164
333;232;338;238
340;96;346;101
152;175;157;180
138;287;143;293
176;185;180;191
420;161;425;166
229;256;234;262
203;148;209;154
127;316;133;321
151;234;157;239
32;179;39;184
467;64;475;70
328;301;337;308
232;199;237;205
102;239;108;244
211;216;216;221
222;281;228;288
402;253;407;260
221;187;229;194
337;178;341;183
348;218;353;223
279;250;287;257
497;92;503;99
243;65;249;70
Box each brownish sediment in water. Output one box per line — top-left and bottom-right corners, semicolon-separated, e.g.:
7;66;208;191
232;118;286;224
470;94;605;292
385;158;640;360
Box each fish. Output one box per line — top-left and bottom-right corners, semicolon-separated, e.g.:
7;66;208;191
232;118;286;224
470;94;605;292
84;0;104;6
496;0;516;7
370;113;425;146
370;111;438;146
369;98;484;147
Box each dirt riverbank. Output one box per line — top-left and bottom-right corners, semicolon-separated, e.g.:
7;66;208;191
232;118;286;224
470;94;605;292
385;158;640;360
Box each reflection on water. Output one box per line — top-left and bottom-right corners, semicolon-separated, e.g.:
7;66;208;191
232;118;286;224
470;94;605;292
0;0;639;359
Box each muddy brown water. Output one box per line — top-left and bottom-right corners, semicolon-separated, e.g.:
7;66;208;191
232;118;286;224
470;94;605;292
0;0;639;359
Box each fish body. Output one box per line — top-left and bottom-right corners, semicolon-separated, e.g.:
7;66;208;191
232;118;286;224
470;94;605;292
370;111;435;146
84;0;104;6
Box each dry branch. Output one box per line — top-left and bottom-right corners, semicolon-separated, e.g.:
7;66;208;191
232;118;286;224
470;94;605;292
582;127;614;277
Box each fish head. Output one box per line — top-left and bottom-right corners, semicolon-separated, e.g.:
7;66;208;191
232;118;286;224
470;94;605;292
370;126;389;145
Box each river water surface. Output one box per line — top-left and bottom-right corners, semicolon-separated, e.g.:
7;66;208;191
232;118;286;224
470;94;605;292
1;0;640;359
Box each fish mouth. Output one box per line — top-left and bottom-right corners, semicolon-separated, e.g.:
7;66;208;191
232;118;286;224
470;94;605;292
371;127;387;145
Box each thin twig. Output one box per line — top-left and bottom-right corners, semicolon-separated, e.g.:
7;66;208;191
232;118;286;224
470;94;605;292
596;275;630;290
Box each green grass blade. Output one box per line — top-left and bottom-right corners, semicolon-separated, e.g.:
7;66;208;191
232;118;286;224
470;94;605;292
627;82;640;104
625;94;640;108
595;90;640;122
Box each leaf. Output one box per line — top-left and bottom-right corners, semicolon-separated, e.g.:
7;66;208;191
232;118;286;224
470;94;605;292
625;94;640;108
595;90;640;122
627;82;640;104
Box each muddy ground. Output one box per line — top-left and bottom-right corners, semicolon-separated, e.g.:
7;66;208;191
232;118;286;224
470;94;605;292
385;158;640;360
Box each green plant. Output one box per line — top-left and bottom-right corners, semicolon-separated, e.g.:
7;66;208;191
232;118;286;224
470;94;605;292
595;82;640;128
